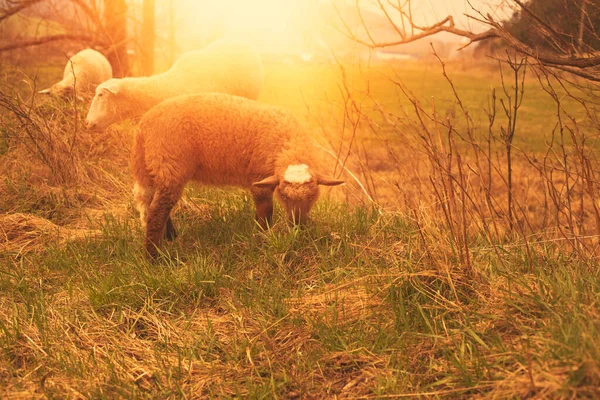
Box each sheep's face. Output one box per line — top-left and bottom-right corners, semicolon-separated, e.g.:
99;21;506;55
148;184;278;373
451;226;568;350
276;164;320;224
253;164;344;225
55;84;74;99
39;82;80;101
86;80;122;131
56;83;88;101
276;182;319;224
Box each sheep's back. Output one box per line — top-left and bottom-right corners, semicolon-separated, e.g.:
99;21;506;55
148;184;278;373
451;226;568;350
61;49;112;93
139;93;301;187
165;40;264;100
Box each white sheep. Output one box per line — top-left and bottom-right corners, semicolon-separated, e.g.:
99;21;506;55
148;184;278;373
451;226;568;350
131;92;344;258
85;38;264;131
39;48;112;100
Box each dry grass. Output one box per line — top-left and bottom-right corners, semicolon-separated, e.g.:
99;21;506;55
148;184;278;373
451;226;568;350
0;213;99;254
0;59;599;398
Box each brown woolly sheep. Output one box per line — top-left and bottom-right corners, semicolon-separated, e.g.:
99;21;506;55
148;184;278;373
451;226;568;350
132;93;344;258
85;38;264;131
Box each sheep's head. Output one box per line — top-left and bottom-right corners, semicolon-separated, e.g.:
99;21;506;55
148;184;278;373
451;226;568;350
85;79;123;131
253;164;344;224
38;82;83;101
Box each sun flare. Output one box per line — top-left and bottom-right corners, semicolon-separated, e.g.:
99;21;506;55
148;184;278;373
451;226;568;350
176;0;321;53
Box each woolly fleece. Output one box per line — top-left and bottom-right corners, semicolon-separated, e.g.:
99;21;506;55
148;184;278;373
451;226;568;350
131;93;343;257
86;38;264;131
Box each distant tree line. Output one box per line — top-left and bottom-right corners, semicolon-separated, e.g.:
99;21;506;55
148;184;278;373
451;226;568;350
504;0;600;55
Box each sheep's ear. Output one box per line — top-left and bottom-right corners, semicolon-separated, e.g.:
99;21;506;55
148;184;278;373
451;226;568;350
317;175;345;186
102;82;120;94
253;175;279;189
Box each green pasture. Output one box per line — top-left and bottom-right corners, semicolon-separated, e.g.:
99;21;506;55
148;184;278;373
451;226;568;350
261;60;593;153
3;56;592;154
0;57;599;398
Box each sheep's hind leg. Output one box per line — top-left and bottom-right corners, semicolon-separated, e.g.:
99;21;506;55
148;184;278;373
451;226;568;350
251;187;274;229
145;187;180;259
133;182;154;228
165;216;177;241
133;182;177;241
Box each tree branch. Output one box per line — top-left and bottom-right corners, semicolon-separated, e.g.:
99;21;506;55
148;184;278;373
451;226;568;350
70;0;104;29
336;0;600;80
0;34;95;52
0;0;43;23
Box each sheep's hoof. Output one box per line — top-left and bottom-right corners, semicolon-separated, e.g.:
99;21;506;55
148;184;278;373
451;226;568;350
165;218;178;241
146;246;159;260
255;215;272;230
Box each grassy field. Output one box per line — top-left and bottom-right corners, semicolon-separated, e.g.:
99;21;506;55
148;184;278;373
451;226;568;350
1;57;599;398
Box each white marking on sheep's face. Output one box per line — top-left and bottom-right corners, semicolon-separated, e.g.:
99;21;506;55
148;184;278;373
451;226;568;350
283;164;312;184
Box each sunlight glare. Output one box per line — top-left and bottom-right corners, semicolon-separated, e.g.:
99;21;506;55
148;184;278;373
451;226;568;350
180;0;320;53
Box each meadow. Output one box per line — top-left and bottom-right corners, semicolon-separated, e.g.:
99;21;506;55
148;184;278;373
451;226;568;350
1;56;599;398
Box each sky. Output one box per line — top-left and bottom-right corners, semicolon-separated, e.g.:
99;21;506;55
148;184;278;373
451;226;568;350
168;0;511;53
414;0;510;27
358;0;511;35
404;0;512;43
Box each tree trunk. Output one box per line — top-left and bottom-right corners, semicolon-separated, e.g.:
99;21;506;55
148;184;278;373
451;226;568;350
141;0;155;75
168;0;175;67
104;0;129;77
578;0;588;53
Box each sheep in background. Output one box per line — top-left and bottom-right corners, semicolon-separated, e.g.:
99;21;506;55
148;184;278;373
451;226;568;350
85;38;264;131
39;49;112;100
131;93;344;258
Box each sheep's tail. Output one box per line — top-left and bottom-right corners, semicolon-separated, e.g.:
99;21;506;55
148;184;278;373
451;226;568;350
131;130;148;185
131;129;155;227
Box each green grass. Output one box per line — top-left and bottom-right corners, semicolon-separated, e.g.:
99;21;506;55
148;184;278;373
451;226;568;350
1;58;600;397
260;60;592;153
1;193;599;398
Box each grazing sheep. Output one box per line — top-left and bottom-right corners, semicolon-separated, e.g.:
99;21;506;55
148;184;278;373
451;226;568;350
132;93;344;258
85;38;264;131
39;48;112;100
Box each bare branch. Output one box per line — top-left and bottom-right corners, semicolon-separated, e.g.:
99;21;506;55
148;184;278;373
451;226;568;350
70;0;104;29
0;0;43;23
0;34;95;52
335;0;600;80
375;0;405;40
336;12;498;48
355;0;377;46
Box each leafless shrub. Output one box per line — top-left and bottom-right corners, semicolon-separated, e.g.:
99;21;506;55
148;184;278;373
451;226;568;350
0;79;83;184
0;68;132;224
327;61;599;272
327;0;600;265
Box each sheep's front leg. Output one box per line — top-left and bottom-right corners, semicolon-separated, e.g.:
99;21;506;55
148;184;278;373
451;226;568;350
250;187;274;229
145;188;179;259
